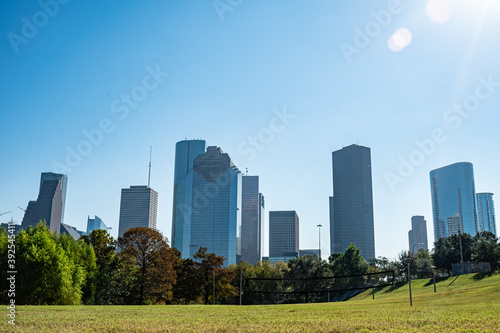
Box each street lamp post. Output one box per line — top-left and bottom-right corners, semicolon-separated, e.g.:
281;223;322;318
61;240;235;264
432;266;437;293
408;243;424;307
317;224;322;258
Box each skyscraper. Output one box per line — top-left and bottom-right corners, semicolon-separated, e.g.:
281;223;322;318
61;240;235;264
171;139;206;257
477;193;496;235
86;215;108;234
430;162;478;241
21;172;68;233
118;186;158;238
408;216;428;252
329;144;375;260
269;211;299;258
189;146;240;266
241;175;265;265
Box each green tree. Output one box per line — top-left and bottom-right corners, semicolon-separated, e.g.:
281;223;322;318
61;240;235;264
472;231;500;270
193;247;237;305
81;229;132;304
284;255;331;303
15;222;87;304
329;244;369;292
172;248;202;304
119;227;176;304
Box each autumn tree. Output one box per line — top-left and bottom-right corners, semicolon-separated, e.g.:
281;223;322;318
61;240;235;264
118;227;176;304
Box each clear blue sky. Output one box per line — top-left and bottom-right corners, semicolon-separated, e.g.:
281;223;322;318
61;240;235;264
1;0;499;259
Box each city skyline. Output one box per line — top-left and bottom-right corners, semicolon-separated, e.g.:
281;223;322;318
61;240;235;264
2;1;500;260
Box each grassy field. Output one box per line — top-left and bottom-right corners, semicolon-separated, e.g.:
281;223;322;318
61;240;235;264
2;272;500;332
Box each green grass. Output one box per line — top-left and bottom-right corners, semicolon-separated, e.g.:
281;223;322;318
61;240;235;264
2;272;500;332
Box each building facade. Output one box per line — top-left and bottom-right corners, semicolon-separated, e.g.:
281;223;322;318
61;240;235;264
408;216;428;252
269;211;299;258
118;185;158;238
430;162;478;241
86;215;108;234
21;172;68;233
329;144;375;260
241;175;265;265
189;146;241;266
171;139;206;258
477;193;496;235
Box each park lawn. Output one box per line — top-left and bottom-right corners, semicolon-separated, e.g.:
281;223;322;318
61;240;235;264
2;273;499;332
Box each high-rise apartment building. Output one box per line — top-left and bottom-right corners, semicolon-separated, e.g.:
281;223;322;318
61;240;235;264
189;146;241;266
21;172;68;233
269;211;299;257
241;175;265;265
118;186;158;238
171;139;206;257
86;215;108;234
408;216;428;252
477;193;496;235
430;162;478;241
329;144;375;260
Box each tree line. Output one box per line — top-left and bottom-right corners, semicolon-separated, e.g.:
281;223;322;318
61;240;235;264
1;223;499;305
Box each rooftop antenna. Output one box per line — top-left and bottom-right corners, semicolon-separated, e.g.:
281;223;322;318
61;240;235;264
148;146;152;187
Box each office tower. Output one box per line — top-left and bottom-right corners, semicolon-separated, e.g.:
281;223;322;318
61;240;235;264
430;162;478;241
21;172;68;233
86;215;108;234
189;146;241;266
118;186;158;238
171;139;206;257
408;216;429;252
477;193;496;235
269;211;299;257
329;144;375;260
241;175;265;265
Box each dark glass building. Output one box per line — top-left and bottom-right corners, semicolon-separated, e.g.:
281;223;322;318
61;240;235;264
241;175;265;265
21;172;68;233
189;146;240;266
171;139;206;258
477;193;496;235
408;216;428;252
329;144;375;260
118;185;158;237
430;162;478;241
269;211;299;258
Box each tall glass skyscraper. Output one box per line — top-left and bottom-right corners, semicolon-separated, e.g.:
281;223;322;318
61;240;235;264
171;139;206;257
430;162;478;241
241;175;265;265
477;193;496;235
329;144;375;260
118;186;158;238
21;172;68;233
189;146;240;266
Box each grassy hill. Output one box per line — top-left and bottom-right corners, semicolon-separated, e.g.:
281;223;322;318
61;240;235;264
2;273;500;332
353;271;500;305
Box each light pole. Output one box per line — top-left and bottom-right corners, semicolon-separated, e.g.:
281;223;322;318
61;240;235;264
431;265;437;293
317;224;322;258
408;242;423;307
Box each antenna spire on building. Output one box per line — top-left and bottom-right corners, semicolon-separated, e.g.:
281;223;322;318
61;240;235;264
148;146;152;187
